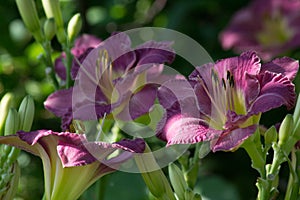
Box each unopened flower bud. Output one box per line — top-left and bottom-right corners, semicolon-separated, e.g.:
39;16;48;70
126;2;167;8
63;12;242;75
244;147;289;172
278;114;294;146
264;126;277;146
44;18;56;41
67;13;82;42
169;163;187;200
4;109;19;136
16;0;43;42
18;95;35;132
41;0;64;28
135;145;176;200
0;93;14;135
56;27;67;44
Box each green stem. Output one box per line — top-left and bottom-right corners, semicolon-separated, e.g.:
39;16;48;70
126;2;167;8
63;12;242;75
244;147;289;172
284;149;299;200
62;42;73;89
42;41;59;90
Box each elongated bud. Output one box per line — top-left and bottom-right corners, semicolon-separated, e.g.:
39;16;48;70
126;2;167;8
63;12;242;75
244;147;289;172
1;162;20;200
18;95;35;132
169;163;187;200
41;0;64;28
264;126;277;146
4;109;19;136
44;18;56;41
56;27;67;44
67;13;82;42
134;145;176;200
3;109;21;165
16;0;43;42
0;93;14;136
278;114;294;146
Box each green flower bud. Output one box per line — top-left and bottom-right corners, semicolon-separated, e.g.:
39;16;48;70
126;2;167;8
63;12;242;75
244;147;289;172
168;163;187;200
264;126;277;146
135;145;176;200
56;27;67;44
278;114;294;146
67;13;82;42
0;93;14;136
4;109;19;136
44;18;56;41
3;109;21;165
18;95;35;132
16;0;43;42
41;0;64;28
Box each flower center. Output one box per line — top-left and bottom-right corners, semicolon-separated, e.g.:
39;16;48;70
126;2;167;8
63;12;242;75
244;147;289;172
198;69;247;129
256;14;293;48
96;49;119;103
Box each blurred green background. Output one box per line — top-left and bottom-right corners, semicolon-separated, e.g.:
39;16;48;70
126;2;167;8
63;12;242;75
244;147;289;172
0;0;296;199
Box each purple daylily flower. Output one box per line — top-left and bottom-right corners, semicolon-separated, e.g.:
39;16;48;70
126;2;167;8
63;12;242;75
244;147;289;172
0;130;145;200
220;0;300;61
157;51;298;152
45;32;176;130
55;34;101;80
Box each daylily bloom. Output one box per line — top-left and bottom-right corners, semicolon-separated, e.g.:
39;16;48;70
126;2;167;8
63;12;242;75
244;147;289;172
157;51;298;152
54;34;101;81
220;0;300;60
0;130;145;200
46;32;176;130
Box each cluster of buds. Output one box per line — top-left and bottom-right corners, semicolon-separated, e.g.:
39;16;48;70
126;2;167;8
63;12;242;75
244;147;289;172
16;0;82;44
0;95;35;199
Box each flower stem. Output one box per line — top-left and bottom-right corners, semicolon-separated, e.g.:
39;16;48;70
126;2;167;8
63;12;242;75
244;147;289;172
62;42;73;89
284;149;300;200
42;40;59;90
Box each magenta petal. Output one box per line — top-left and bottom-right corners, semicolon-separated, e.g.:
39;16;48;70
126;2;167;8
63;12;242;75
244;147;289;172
44;88;73;117
57;141;96;167
261;57;299;81
156;113;222;146
249;71;296;114
117;84;157;120
54;56;67;80
135;41;175;66
212;125;257;152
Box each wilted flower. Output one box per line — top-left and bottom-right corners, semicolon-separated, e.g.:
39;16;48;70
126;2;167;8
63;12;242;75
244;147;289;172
46;32;176;130
220;0;300;60
0;130;145;200
157;51;298;151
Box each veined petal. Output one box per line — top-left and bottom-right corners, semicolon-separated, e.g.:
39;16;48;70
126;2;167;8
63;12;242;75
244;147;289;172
212;125;257;152
215;51;261;84
156;112;222;146
260;57;299;80
249;71;296;114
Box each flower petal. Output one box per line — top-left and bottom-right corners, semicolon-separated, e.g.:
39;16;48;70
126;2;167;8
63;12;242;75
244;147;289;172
249;71;296;114
261;57;299;80
135;41;175;67
156;111;222;146
44;88;73;117
212;125;257;152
